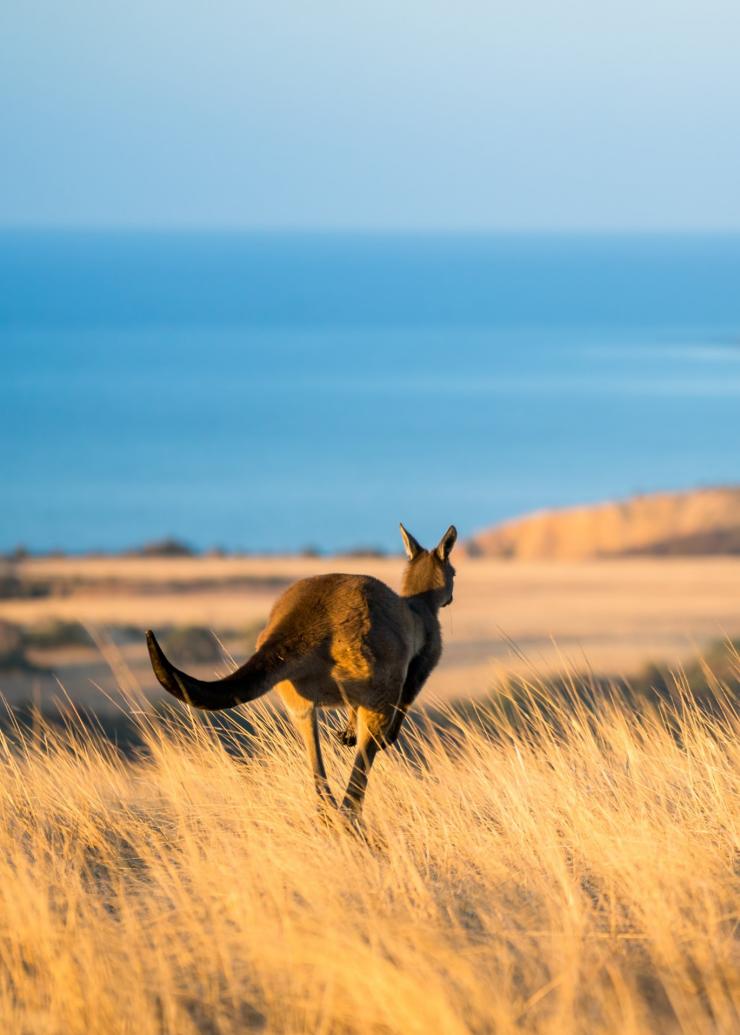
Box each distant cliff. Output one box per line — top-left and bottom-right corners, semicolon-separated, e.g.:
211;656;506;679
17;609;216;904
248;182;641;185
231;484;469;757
466;487;740;559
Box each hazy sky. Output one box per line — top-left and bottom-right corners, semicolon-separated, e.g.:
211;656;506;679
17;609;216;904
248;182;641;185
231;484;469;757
2;1;740;230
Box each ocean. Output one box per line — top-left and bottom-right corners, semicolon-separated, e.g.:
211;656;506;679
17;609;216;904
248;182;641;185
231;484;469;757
1;231;740;553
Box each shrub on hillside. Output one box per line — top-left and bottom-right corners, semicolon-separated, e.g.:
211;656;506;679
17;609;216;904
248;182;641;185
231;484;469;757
128;538;196;557
159;626;223;664
24;620;92;650
0;621;29;669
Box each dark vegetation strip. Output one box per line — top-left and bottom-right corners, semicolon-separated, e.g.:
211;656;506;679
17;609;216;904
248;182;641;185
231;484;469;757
0;574;292;600
0;619;263;669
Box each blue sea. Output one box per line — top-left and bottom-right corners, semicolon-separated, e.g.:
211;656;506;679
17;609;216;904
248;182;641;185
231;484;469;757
1;231;740;553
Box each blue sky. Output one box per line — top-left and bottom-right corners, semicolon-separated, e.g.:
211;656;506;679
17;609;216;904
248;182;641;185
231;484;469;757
2;1;740;230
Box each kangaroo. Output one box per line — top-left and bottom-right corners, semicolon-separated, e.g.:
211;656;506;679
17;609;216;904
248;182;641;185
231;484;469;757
146;523;457;819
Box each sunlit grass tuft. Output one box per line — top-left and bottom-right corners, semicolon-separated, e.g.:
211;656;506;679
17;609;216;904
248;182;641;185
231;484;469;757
0;666;737;1034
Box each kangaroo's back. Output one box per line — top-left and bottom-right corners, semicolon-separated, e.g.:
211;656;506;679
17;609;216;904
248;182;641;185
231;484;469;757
259;572;419;688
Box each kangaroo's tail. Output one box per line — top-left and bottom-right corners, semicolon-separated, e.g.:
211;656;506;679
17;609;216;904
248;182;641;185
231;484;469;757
146;630;287;711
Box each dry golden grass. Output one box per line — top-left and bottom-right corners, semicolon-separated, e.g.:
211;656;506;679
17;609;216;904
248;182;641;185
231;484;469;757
0;665;738;1034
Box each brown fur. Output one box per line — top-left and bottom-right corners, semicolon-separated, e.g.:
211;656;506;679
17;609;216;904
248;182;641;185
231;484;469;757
146;523;457;819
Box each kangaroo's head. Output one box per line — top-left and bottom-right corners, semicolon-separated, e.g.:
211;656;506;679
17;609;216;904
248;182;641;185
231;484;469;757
399;523;458;608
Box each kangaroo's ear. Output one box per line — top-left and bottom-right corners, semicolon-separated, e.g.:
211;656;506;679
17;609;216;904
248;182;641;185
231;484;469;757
435;524;458;561
399;523;423;560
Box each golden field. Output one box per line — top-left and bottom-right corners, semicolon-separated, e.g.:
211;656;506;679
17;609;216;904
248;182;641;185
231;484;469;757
1;553;739;1033
0;666;737;1034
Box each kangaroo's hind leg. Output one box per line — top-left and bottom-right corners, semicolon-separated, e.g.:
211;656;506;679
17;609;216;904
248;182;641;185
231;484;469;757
341;707;394;819
277;682;337;813
380;651;436;749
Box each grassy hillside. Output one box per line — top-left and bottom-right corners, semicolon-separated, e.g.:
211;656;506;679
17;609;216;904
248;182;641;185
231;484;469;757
0;661;737;1034
468;486;740;559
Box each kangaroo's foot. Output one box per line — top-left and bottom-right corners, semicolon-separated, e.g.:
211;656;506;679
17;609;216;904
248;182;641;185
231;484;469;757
336;805;367;839
335;724;357;747
314;801;365;838
335;807;388;852
316;799;343;830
